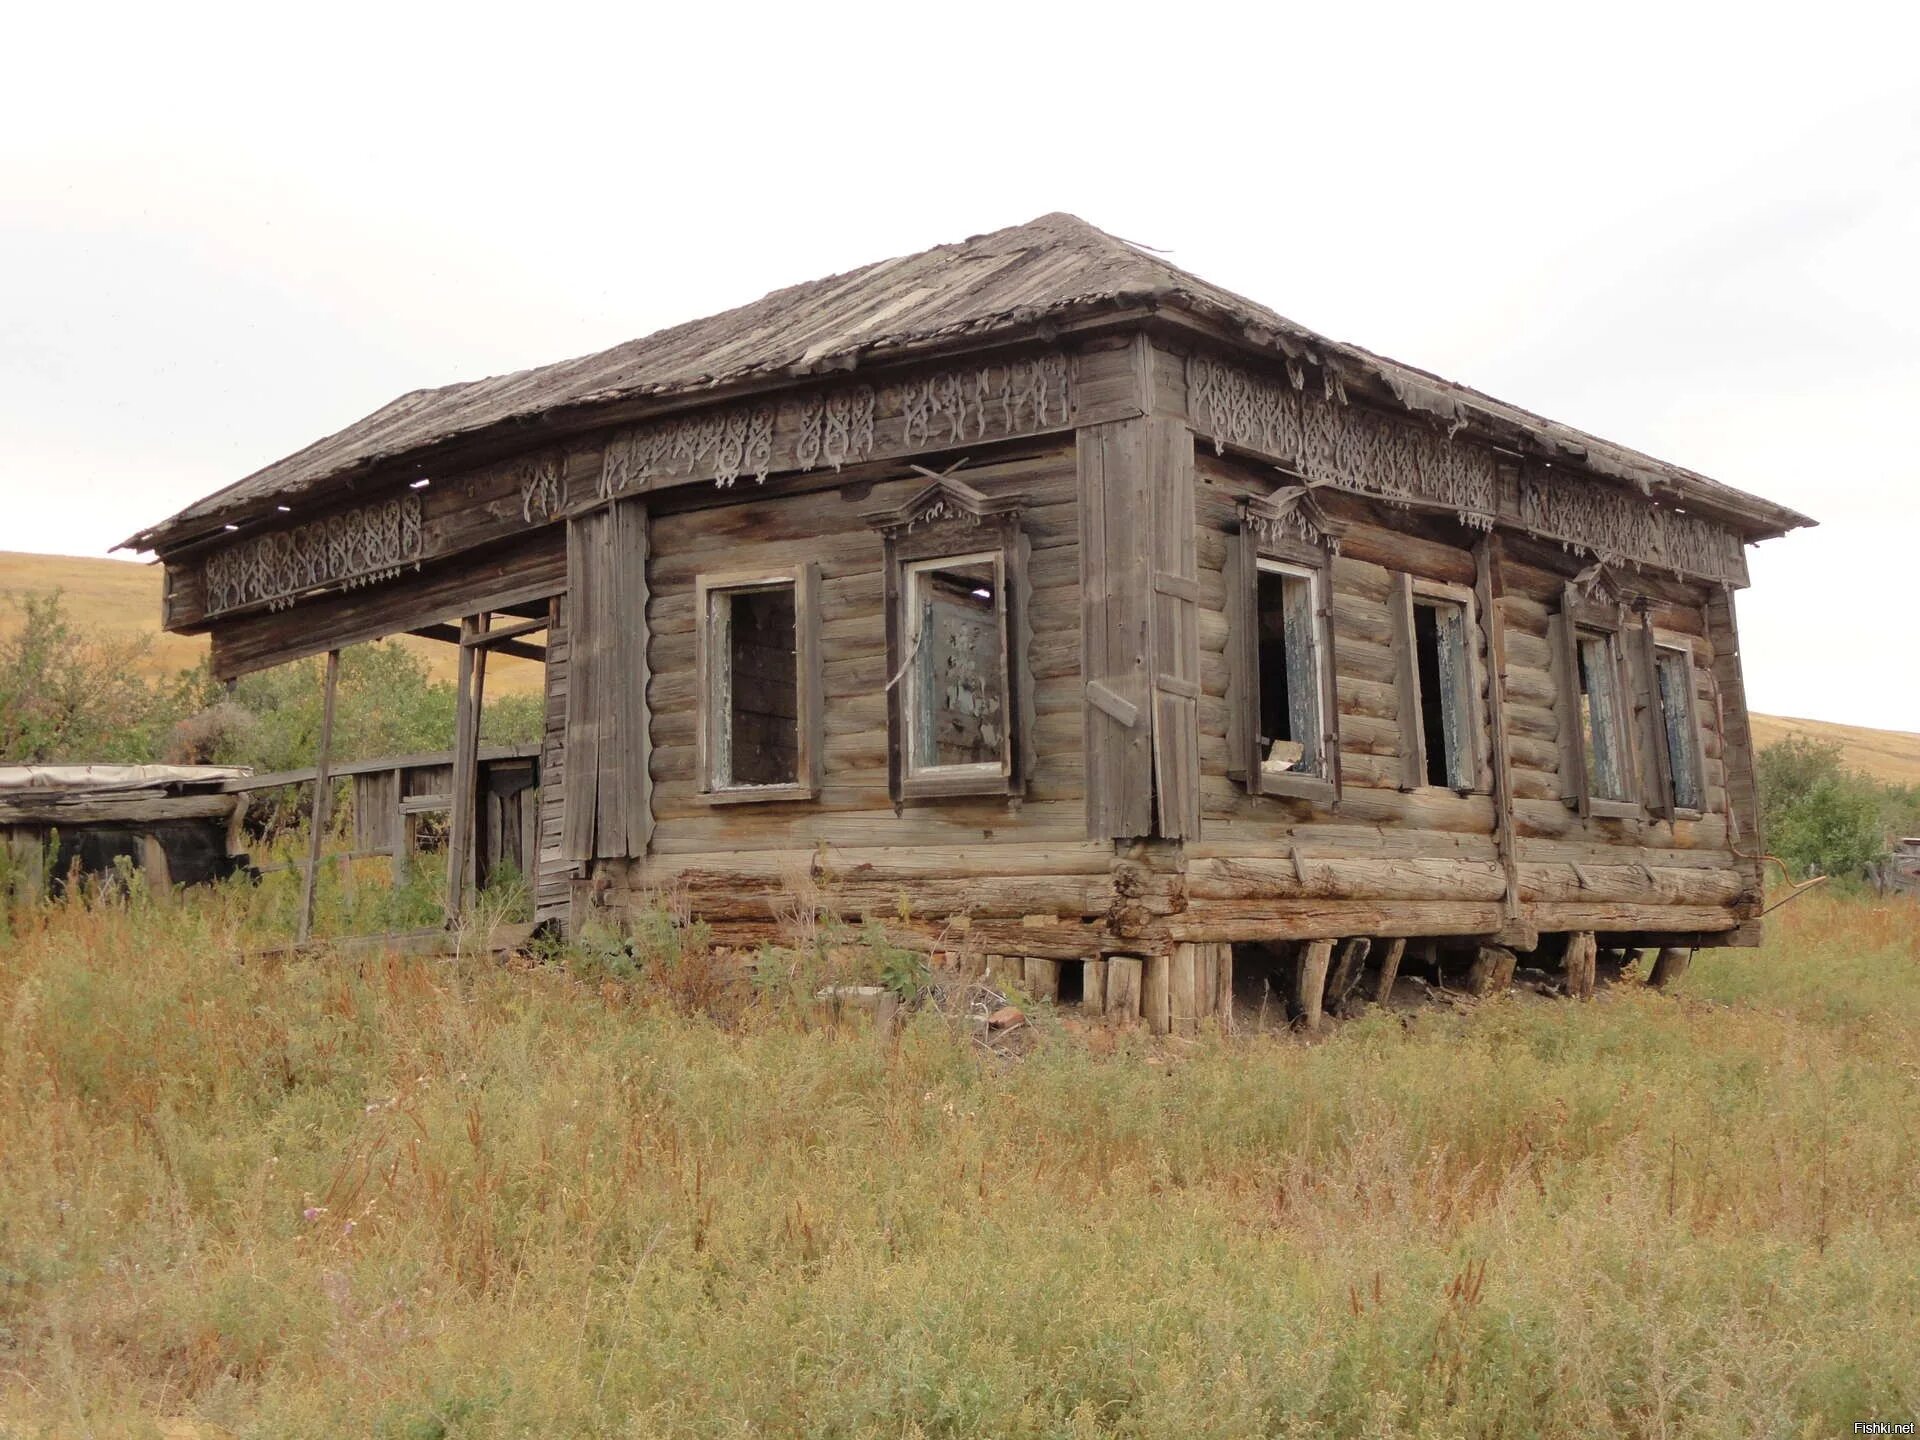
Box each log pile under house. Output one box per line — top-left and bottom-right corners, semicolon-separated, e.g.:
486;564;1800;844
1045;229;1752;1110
126;213;1813;1028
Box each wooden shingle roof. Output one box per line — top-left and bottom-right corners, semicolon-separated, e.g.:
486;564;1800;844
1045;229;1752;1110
127;212;1811;551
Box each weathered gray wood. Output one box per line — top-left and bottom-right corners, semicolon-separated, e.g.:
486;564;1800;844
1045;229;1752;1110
1142;951;1171;1034
1148;418;1201;838
1296;939;1333;1032
1390;571;1424;790
1465;944;1516;997
1648;946;1692;988
446;618;487;921
1106;955;1143;1022
1170;943;1200;1035
1475;537;1522;922
1327;936;1371;1007
1078;419;1155;838
297;648;340;946
1023;956;1060;1002
1370;937;1407;1003
1563;930;1598;999
1081;958;1108;1015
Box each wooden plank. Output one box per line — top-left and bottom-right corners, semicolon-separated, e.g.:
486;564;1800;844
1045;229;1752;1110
1142;951;1171;1034
1169;943;1200;1036
1296;939;1333;1032
1148;417;1201;838
1370;937;1406;1003
1023;956;1060;1002
297;649;340;946
1475;536;1522;919
446;617;487;920
1326;936;1370;1008
563;514;603;861
1389;571;1425;790
1106;955;1143;1023
1081;958;1108;1016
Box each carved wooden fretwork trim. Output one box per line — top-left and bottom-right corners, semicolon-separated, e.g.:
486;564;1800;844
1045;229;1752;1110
203;494;423;616
1189;354;1498;528
1242;484;1347;554
1189;352;1750;586
600;403;779;496
894;354;1070;448
861;475;1027;539
518;456;568;523
596;353;1074;501
1516;463;1747;587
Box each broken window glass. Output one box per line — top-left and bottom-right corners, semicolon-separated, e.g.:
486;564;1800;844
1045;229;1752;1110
905;554;1009;775
1256;562;1322;777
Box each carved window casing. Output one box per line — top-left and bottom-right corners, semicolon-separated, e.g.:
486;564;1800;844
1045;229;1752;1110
1228;486;1344;805
1551;569;1643;820
864;476;1033;804
1389;574;1487;795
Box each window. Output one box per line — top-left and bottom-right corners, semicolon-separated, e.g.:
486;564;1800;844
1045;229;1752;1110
1255;560;1325;780
696;566;819;803
1575;628;1632;803
1654;642;1704;813
866;475;1030;805
1391;575;1480;792
1230;489;1342;804
902;552;1012;782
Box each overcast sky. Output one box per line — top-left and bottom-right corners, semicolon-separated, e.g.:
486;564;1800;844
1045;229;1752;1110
2;2;1914;729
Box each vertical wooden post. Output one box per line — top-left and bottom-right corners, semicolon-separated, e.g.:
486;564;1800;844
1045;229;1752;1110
1327;937;1371;1010
1023;956;1060;1003
1564;931;1598;999
389;767;409;888
1142;952;1171;1034
1106;955;1143;1024
1648;947;1692;989
1082;958;1108;1016
1213;944;1235;1033
447;615;489;922
1169;944;1200;1036
297;648;340;946
1297;939;1333;1032
1370;938;1406;1003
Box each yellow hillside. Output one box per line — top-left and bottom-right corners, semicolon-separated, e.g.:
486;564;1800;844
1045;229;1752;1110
1748;713;1920;788
0;551;544;695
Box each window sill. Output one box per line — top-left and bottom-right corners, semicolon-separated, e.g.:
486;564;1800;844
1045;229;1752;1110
1255;771;1337;805
700;783;818;807
1587;798;1643;820
901;770;1015;802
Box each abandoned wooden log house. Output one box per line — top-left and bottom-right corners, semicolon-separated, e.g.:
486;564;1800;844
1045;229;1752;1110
126;213;1813;1028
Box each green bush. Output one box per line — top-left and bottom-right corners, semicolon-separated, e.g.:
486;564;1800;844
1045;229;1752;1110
1757;737;1892;880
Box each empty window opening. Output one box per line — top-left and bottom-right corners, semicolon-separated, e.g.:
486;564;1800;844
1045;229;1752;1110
1413;599;1474;789
1256;562;1322;777
904;554;1010;777
1655;645;1703;811
1575;629;1631;802
711;583;799;789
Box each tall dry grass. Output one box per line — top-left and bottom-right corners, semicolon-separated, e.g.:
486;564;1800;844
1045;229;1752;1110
1;883;1916;1437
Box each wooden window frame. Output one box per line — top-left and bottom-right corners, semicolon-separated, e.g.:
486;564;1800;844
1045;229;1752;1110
895;547;1019;799
694;563;821;806
1389;573;1489;796
1552;582;1641;820
1230;524;1340;806
1646;627;1709;821
865;476;1034;808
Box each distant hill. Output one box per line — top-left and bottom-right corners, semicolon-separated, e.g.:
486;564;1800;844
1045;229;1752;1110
1748;713;1920;788
8;552;1918;782
0;550;545;696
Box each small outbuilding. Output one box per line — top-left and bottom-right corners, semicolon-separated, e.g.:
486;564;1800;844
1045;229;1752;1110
124;213;1814;1025
0;764;249;901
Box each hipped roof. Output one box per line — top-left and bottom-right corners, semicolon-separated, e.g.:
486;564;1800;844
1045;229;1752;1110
126;212;1812;552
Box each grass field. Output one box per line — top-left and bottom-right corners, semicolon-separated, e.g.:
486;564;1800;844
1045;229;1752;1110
1;882;1915;1437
